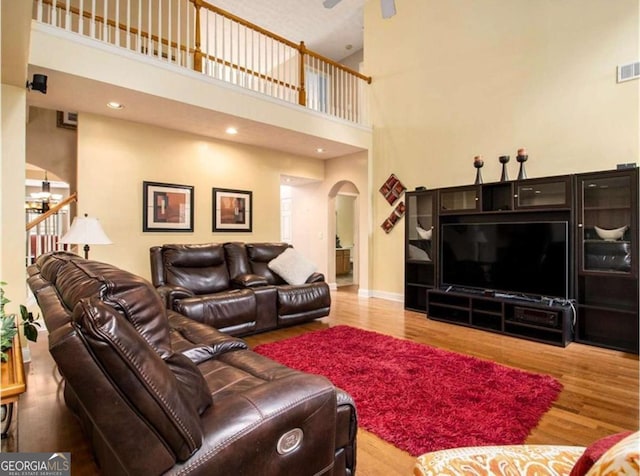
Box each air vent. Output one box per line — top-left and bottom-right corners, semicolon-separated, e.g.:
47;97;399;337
617;61;640;83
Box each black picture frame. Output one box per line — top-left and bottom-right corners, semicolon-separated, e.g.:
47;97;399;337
56;111;78;130
212;188;252;232
143;181;194;232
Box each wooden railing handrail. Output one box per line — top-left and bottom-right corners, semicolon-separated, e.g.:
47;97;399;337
194;0;371;83
193;0;300;50
305;49;372;84
26;193;77;232
40;0;371;122
42;0;191;55
200;51;299;91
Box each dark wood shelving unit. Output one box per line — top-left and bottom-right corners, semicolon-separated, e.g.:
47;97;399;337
575;167;638;353
427;289;573;347
404;190;436;312
405;167;638;352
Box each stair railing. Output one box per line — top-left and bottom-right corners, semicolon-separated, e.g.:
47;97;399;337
25;193;77;265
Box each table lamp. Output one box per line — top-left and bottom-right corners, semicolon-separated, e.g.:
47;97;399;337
60;213;112;259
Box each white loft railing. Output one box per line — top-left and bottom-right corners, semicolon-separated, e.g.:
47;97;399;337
33;0;371;125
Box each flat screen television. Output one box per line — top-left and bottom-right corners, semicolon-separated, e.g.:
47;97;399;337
440;221;569;299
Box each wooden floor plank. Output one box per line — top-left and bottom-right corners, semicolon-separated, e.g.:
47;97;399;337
3;286;638;475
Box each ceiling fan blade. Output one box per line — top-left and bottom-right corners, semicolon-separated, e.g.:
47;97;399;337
323;0;342;8
381;0;396;18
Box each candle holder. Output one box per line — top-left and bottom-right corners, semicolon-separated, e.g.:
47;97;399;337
516;148;528;180
499;155;510;182
473;156;484;184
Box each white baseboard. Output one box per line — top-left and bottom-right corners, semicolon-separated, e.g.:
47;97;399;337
330;285;403;303
368;290;404;302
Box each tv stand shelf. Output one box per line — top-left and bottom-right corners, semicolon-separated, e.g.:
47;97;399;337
427;289;574;347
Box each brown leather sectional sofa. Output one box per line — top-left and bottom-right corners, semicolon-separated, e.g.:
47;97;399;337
27;251;356;476
150;242;331;336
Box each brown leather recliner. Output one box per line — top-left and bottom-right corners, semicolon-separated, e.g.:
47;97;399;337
225;242;332;327
27;252;357;476
150;243;331;336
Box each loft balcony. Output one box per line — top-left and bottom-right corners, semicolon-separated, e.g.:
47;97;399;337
31;0;372;129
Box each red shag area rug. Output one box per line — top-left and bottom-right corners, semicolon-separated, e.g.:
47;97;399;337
253;325;562;456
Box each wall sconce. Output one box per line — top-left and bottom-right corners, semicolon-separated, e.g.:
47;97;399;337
26;74;48;94
60;214;112;259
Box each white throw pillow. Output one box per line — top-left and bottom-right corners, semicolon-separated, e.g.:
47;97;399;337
268;248;318;285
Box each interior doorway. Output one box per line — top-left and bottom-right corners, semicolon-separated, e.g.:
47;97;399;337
331;180;359;290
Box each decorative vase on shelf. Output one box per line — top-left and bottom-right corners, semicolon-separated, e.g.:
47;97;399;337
516;148;528;180
499;155;510;182
473;156;484;184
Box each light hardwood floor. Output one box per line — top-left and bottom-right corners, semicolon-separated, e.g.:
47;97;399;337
5;286;639;475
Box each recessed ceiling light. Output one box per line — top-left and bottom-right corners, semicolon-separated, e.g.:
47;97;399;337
316;148;325;153
107;101;124;109
226;127;238;135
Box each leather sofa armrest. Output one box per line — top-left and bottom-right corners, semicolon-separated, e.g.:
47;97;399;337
306;272;325;284
156;285;194;309
168;312;249;364
231;273;269;288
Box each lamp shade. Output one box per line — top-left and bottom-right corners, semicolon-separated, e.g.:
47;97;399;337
60;215;112;248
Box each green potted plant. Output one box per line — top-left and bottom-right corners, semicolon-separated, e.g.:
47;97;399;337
0;282;40;362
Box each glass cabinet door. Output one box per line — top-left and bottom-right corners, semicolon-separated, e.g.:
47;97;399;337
516;178;570;209
407;192;434;247
579;174;633;274
439;186;479;213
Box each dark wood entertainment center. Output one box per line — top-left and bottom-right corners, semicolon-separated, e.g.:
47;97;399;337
405;167;638;352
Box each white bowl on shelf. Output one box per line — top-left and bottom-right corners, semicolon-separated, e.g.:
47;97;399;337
594;225;628;241
416;226;432;240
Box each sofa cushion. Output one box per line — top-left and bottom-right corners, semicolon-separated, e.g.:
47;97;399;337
161;244;231;294
38;255;171;355
175;289;257;336
570;431;634;476
268;247;318;285
584;431;639;475
55;258;172;355
414;445;586;476
73;297;205;460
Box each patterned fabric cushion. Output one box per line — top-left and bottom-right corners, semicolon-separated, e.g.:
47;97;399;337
585;431;639;476
414;445;586;476
570;431;633;476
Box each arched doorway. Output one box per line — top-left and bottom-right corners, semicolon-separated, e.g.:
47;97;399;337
329;181;359;290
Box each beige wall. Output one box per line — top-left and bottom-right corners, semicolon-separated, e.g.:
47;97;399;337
77;113;330;280
27;107;77;191
0;85;28;308
364;0;640;296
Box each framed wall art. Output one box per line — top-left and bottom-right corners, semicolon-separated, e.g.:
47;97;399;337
56;111;78;130
379;173;406;205
212;188;252;232
143;181;194;232
381;201;406;234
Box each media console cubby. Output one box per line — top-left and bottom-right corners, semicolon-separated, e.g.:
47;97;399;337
427;289;574;347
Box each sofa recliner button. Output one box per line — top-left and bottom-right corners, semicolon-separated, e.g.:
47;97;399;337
277;428;303;455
